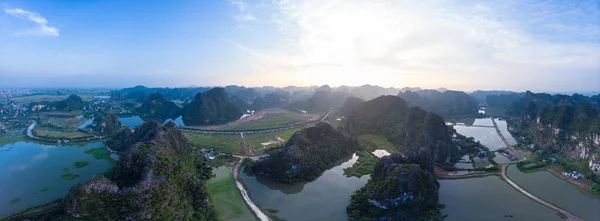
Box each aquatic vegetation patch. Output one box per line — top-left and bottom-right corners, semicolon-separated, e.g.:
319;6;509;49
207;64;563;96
84;147;117;167
74;160;90;168
61;172;80;180
41;188;49;192
10;198;20;204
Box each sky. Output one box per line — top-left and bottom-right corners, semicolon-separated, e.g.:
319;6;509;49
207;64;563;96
0;0;598;92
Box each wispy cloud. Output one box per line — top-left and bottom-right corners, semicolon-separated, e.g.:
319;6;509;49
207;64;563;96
3;8;59;36
228;0;600;91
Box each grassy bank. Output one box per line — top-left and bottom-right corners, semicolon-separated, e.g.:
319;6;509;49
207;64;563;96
343;134;400;177
0;135;26;147
206;167;256;221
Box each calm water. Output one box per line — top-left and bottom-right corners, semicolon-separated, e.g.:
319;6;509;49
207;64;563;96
240;154;370;221
164;116;185;126
494;118;517;145
77;118;93;129
454;126;505;150
119;116;185;128
507;165;600;221
492;152;511;164
472;118;494;127
119;116;144;128
440;176;562;221
0;142;112;217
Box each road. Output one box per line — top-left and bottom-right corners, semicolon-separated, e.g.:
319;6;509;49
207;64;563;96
491;118;525;158
27;120;37;139
182;110;333;135
491;118;583;221
500;164;582;221
232;156;270;221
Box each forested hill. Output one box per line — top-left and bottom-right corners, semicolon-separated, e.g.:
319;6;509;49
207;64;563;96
28;94;84;112
342;95;460;165
248;122;360;183
181;88;242;125
347;152;442;221
398;90;477;117
506;91;600;174
9;121;216;220
136;93;181;119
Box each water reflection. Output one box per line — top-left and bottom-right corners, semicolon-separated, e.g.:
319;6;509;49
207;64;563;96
507;165;600;220
240;153;369;221
0;142;111;217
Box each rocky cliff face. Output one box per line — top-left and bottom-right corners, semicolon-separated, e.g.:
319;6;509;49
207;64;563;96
181;88;242;125
249;122;359;183
510;93;600;174
63;121;216;220
347;152;441;221
342;96;459;165
92;113;122;135
136;93;181;119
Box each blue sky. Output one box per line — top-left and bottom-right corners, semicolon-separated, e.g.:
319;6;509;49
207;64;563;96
0;0;598;92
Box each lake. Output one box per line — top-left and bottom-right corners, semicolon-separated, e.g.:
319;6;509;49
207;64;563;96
118;115;186;128
0;141;112;218
507;165;600;221
240;154;370;221
440;176;562;221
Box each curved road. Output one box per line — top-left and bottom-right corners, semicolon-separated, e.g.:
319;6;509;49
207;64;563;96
27;120;37;139
501;164;582;221
491;118;583;221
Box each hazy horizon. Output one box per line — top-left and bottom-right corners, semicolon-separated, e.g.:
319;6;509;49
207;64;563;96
1;0;598;92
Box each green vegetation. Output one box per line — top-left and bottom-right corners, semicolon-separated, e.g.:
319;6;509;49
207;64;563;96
184;132;241;154
592;183;600;195
343;150;378;177
248;122;359;183
246;127;303;151
347;153;442;221
61;172;80;180
184;127;303;154
398;89;477;117
136;93;181;119
74;160;90;168
25;121;219;220
10;94;93;104
91;113;122;135
344;134;401;177
343;95;460;164
222;111;316;131
10;198;21;204
0;135;25;147
34;126;89;138
41;188;49;192
84;147;117;167
182;87;242;125
206;167;256;221
357;134;398;153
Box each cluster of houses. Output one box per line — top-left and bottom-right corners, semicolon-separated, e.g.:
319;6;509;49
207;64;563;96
562;171;584;180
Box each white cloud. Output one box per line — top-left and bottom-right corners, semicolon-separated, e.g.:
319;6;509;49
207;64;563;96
3;8;59;36
228;0;600;91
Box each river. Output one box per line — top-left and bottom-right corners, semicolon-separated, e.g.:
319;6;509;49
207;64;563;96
0;141;112;218
240;154;370;221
